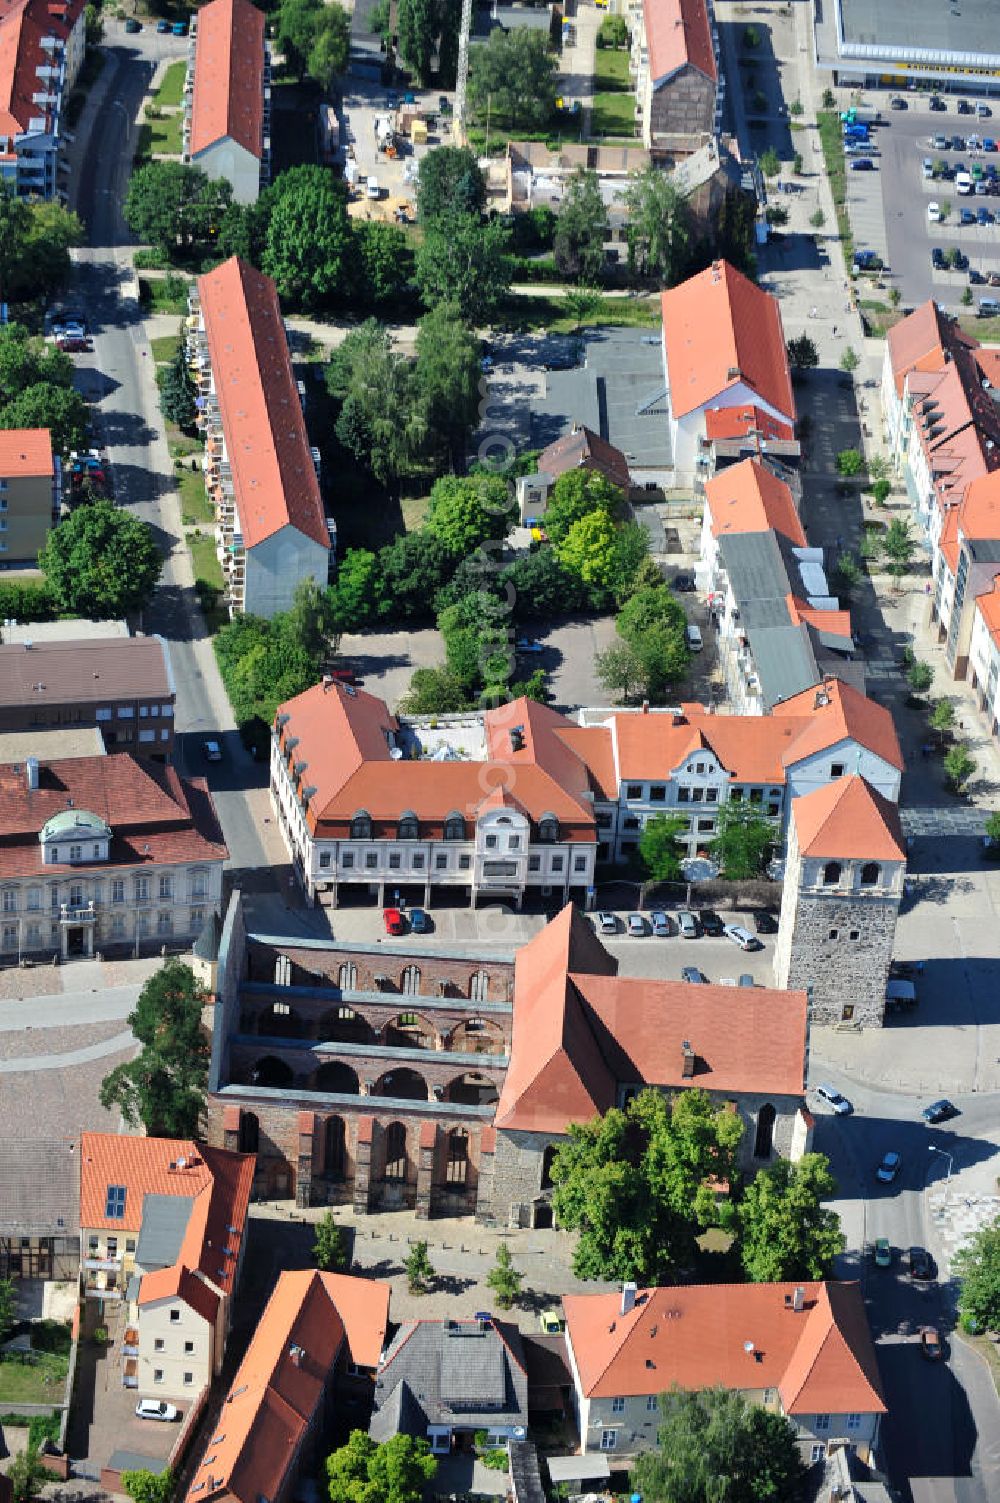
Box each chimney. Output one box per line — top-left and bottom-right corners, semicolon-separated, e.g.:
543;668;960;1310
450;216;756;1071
792;1286;804;1312
26;756;39;791
620;1281;637;1316
681;1039;695;1078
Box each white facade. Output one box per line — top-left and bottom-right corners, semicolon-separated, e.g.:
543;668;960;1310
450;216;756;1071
137;1294;219;1401
668;376;790;488
969;598;1000;736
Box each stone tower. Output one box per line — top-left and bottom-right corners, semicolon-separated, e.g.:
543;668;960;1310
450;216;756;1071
773;776;905;1028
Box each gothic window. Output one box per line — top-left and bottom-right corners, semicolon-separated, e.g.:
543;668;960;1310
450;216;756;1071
754;1103;776;1159
384;1122;407;1181
822;862;841;886
446;1130;468;1185
860;862;880;886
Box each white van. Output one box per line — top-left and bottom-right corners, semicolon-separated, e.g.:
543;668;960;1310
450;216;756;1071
366;176;380;200
956;172;973;195
685;623;703;651
922;157;934;179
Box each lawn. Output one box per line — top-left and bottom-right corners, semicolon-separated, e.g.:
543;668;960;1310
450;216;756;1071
188;531;228;633
0;1352;69;1406
590;93;638;138
145;111;183;155
153;59;187;109
501;292;661;333
593;47;631;90
178;463;213;526
150;332;181;364
816;111;852;260
140;275;192;315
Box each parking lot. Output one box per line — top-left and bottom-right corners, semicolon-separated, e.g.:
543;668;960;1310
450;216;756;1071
847;98;1000;310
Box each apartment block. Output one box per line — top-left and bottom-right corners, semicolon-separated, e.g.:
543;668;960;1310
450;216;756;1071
0;0;85;199
0;632;176;756
0;429;58;564
187;257;333;618
629;0;722;157
183;0;270;203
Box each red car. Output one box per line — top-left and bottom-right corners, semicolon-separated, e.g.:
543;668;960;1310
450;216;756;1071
57;335;91;352
383;908;406;936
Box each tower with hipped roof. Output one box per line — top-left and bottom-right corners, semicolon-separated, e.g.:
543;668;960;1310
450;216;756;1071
773;776;906;1028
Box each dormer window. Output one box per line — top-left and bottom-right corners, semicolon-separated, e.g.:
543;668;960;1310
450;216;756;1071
538;813;559;844
350;810;372;841
444;812;465;841
397;811;419;841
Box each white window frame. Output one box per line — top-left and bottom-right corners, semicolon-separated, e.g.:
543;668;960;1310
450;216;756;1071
600;1430;618;1452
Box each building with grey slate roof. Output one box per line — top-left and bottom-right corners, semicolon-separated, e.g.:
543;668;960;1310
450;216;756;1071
370;1316;529;1454
0;1138;79;1281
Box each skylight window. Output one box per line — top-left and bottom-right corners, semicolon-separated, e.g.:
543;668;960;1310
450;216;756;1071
105;1184;127;1219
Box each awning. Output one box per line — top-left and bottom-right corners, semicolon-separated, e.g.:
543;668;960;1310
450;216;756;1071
546;1457;611;1483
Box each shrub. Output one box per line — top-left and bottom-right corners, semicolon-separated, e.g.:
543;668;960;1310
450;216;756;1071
743;24;760;47
92;1326;108;1345
836;448;864;477
28;1413;60;1450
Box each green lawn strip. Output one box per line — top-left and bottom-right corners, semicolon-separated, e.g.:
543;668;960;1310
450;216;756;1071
188;530;228;633
816;111;852;263
150;333;181;364
500;293;660;333
178;464;214;526
147;112;183;155
139;275;192;315
593;47;630;90
590;93;637;138
0;1352;68;1405
153;59;187;109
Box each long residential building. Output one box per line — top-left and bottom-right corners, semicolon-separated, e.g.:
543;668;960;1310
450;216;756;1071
188;257;334;619
183;0;269;203
270;674;901;906
0;428;58;564
629;0;722;156
0;0;85;199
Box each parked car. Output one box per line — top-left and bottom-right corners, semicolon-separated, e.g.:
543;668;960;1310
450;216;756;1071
202;739;222;762
719;977;737;987
952;134;967;152
515;638;544;654
677;910;700;939
539;1311;564;1334
673;573;696;592
970;268;985;285
738;973;754;987
927;201;941;222
650;910;672;937
960;209;976;224
751;910;778;935
681;966;706;984
156;18;170;30
853;249;880;268
958;98;973;114
596;911;618;935
725;923;761;951
956;171;974;194
124;17;141;31
985;137;998;151
890;96;906;110
907;1246;935;1281
929;95;946;110
408;907;432;934
932;134;948;150
978;206;993;224
698;909;725;936
876;1151;902;1184
850;158;874;171
932;248;946;272
920;1326;943;1360
626;912;646;937
953;249;970;270
136;1399;177;1421
171;19;187;33
383;907;406;936
874;1238;892;1268
816;1084;853;1115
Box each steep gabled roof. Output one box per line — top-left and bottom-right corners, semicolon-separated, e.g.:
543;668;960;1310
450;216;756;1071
189;0;265;160
790;775;906;862
662;261;795;424
778;1282;886;1416
704;457;806;547
774;678;904;772
139;1264;221;1326
536;426;631;492
643;0;716;84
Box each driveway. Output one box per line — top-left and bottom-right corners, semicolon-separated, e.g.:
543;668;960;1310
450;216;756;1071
68;1334;185;1470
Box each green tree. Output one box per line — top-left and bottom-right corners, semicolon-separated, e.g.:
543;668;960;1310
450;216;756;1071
262;167;354;312
9;1448;51;1503
0;195;85;302
907;660;933;695
709;803;775;880
616;585;690;701
326;548;383;633
597;13;628;47
415;212;512;323
486;1242;523;1309
759;145;781;177
872;478;891;506
956;1216;1000;1333
551;1088;744;1283
1;381;89;456
944;745;976;792
609;521;652;604
738;1154;845;1283
556;508;621;592
416;145;486;222
354;221;413;306
306;4;350;89
985;810;1000;845
84;1;103;45
836;447;864;477
327;1431;437;1503
122;1470;174;1503
882;517;914;589
397;0;438;82
632;1387;806;1503
313;1212;349;1272
39;500;162;616
378;532;451;621
0;183;30;297
327;321;427;483
399;665;471;714
98;962;210;1136
637;813;687;882
159;343;198;432
595;638;646;703
405;1240;435;1294
501;548;593;619
276;0;323;77
544;468;624;546
427;474;517;557
553;167;608;284
124;161;232;257
467;27;558;130
414;303;482;466
929;698;955;741
286;575;335;661
787;333;818;370
0;1276;14;1339
810;207;826;229
833;551;862;598
840;345;860;375
623;168;690;282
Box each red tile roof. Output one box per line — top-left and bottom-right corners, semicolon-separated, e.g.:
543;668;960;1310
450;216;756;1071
0;0;84;145
886;300;952;397
643;0;716;84
494;906;807;1132
197;258;329;551
704;458;805;547
772;678;904;772
563;1282;885;1414
184;1270;390;1503
0;427;52;477
662;261;795;424
0;753;228;879
703;406;793;443
791;775;906;861
189;0;265;161
139;1264;221;1326
537;427;631;492
275;685;601;840
975;574;1000;644
786;596;853;643
959;469;1000;541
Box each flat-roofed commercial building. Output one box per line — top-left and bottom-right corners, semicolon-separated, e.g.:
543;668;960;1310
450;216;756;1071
814;0;1000;95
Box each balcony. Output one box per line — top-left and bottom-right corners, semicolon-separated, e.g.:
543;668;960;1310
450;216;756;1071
60;901;95;923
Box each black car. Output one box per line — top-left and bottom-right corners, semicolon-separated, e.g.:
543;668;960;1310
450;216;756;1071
954;249;970;271
958;98;972;115
952;135;966;152
930;96;946;111
698;909;725;937
890;96;906;110
681;967;706;984
970;268;985;285
931;248;946;270
907;1246;935;1280
752;910;778;935
922;1098;959;1124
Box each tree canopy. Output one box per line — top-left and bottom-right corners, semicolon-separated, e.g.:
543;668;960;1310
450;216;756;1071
354;220;413;307
397;0;459;84
615;584;690;701
327;1431;437;1503
124;162;232;258
543;468;625;545
624;168;691;283
550;1087;743;1282
0;185;84;303
553;167;609;283
638;812;687;881
426;473;517;557
122;1471;174;1503
415;211;512;323
709;803;775;879
955;1214;1000;1333
737;1154;845;1283
0;322;89;455
417;146;486;222
275;0;349;86
262;167;354;312
39;500;162;616
631;1387;806;1503
468;27;558;129
99;962;211;1137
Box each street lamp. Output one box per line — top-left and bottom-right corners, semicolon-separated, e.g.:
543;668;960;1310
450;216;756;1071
928;1144;954;1182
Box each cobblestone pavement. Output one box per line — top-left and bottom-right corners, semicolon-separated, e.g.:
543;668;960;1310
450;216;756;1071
0;1047;131;1138
0;1019;127;1063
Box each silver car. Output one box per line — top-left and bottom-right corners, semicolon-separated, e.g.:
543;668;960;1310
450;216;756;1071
627;913;646;936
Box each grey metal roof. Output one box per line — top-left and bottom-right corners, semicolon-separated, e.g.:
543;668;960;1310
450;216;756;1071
108;1451;169;1476
839;0;1000;61
718;529;790;602
135;1194;194;1272
193;909;221;963
746;624;821;709
0;1139;79;1237
371;1319;529;1435
531;328;673;471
